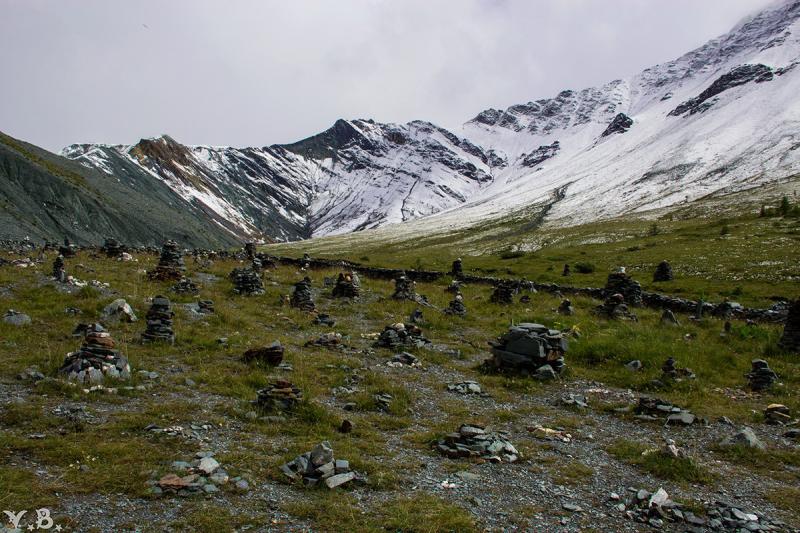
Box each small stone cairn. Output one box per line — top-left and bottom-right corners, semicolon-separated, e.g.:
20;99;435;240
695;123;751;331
52;254;67;283
280;441;361;489
562;263;570;277
604;267;643;306
747;359;778;391
653;260;674;282
659;357;695;383
443;293;467;316
451;258;463;277
230;267;265;295
485;323;567;378
331;271;360;298
635;397;697;426
171;277;198;294
435;424;520;463
197;300;214;314
557;299;574;315
59;323;130;384
244;242;257;261
101;238;125;259
594;293;638;321
445;280;463;294
391;273;417;300
141;295;175;344
489;281;516;304
254;379;302;412
291;277;316;311
148;240;186;281
778;298;800;352
58;237;77;258
242;341;284;365
375;322;430;349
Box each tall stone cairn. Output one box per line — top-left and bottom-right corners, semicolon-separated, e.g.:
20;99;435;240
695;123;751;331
52;254;67;283
604;268;643;306
778;299;800;353
490;281;516;304
141;295;176;344
332;272;361;298
244;242;257;261
451;258;463;277
291;277;316;311
653;260;674;282
148;240;186;281
101;238;125;259
443;293;467;316
391;273;417;301
59;323;130;384
230;267;265;295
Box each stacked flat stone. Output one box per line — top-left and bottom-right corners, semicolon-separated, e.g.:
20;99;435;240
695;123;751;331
391;273;417;301
445;280;462;294
142;295;175;344
244;242;256;261
281;441;360;489
653;260;674;282
490;282;516;304
436;424;519;463
291;277;316;311
660;357;695;382
242;341;284;365
331;272;360;298
102;238;125;259
778;298;800;352
230;267;265;295
604;268;643;306
557;299;574;315
197;300;215;314
172;277;199;294
443;293;467;316
376;322;430;349
594;293;638;321
451;258;463;277
254;379;302;411
52;254;67;283
486;323;567;377
59;323;130;384
635;397;697;425
255;253;276;269
58;237;77;258
148;240;186;281
747;359;778;391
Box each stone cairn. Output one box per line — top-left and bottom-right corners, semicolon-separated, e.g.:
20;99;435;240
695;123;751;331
635;397;697;426
391;273;417;300
489;281;516;304
653;260;674;282
331;271;360;298
451;258;463;277
375;322;430;349
778;298;800;352
443;293;467;316
604;268;643;306
291;277;316;311
172;277;198;294
141;296;176;344
436;424;520;463
562;263;571;277
52;254;67;283
747;359;778;391
659;357;695;383
557;299;574;315
148;240;186;281
445;280;462;294
281;441;361;489
242;341;284;365
58;237;77;258
101;238;125;259
59;323;130;384
594;293;638;321
254;379;302;412
230;267;265;295
197;300;214;314
244;242;256;261
485;323;567;379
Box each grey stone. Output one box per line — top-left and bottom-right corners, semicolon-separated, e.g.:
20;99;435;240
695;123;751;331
324;471;355;489
310;441;334;467
721;427;766;450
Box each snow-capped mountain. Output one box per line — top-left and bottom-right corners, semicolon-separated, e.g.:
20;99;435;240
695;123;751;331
59;0;800;243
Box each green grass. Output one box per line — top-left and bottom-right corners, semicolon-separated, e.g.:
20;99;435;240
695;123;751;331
607;439;714;484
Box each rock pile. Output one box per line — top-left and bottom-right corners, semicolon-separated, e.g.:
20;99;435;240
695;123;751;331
148;240;186;281
52;254;67;282
778;298;800;352
747;359;778;391
445;280;463;294
242;341;284;365
391;273;417;301
594;293;638;321
59;238;77;258
443;293;467;316
435;424;519;463
451;258;463;277
331;271;360;298
230;267;264;295
447;381;483;395
659;357;695;383
557;299;574;315
172;277;199;294
485;323;567;378
489;282;516;304
604;268;643;306
634;397;697;426
244;242;256;261
306;332;345;350
280;441;362;488
101;238;125;259
151;452;247;496
388;352;421;367
291;277;316;311
375;323;430;349
254;380;302;411
313;313;336;327
141;296;175;344
562;264;570;277
653;260;674;282
764;404;791;425
59;323;131;384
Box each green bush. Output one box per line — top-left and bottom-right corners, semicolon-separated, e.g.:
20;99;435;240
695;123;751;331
574;261;595;274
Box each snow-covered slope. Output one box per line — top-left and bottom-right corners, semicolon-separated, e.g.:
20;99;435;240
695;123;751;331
62;0;800;243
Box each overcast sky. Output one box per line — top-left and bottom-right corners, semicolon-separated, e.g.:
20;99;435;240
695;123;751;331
0;0;775;152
